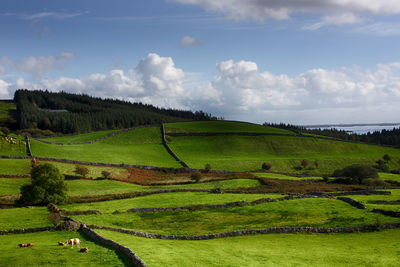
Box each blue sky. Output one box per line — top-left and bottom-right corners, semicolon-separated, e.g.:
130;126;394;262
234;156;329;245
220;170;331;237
1;0;400;124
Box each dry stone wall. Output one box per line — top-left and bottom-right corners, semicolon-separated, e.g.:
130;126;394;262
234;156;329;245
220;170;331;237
372;209;400;217
0;226;55;235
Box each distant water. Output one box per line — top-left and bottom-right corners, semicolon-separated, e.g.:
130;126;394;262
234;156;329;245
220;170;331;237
305;124;400;134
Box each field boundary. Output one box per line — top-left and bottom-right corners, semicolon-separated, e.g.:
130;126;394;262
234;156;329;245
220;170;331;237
0;226;55;235
87;223;400;240
372;209;400;217
80;225;147;267
160;124;189;168
0;174;30;178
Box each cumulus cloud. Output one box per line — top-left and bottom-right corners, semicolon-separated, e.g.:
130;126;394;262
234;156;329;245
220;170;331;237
180;35;203;47
3;52;76;76
172;0;400;22
3;53;400;123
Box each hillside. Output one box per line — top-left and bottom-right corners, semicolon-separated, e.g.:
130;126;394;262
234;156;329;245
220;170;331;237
14;90;215;134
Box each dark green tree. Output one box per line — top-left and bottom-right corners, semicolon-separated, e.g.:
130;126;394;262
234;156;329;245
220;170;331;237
19;163;67;205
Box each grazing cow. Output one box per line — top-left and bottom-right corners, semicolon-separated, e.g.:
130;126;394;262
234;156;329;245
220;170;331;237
79;248;89;253
65;238;80;248
18;243;34;247
18;244;26;247
27;243;34;247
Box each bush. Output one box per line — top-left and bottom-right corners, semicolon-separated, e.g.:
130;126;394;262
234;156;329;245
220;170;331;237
332;164;379;184
383;154;391;162
19;163;67;205
204;163;211;172
362;178;386;186
190;171;202;183
300;160;309;169
101;170;111;179
0;126;10;136
261;162;272;170
74;165;89;178
374;159;389;172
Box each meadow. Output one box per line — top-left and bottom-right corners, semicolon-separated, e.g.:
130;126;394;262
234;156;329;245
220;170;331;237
68;198;397;235
30;127;180;167
167;134;400;172
165;121;295;135
97;229;400;267
0;135;27;156
0;231;126;267
0;206;52;230
39;129;117;144
0;159;31;174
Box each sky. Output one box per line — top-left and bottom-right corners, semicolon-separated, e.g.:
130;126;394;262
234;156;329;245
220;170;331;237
1;0;400;124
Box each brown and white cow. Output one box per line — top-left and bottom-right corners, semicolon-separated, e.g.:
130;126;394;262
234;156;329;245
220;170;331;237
65;238;80;248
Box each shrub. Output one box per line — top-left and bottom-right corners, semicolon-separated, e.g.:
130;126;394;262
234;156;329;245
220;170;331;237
261;162;272;170
383;154;391;162
332;164;379;184
300;160;309;169
74;165;89;178
190;171;202;183
362;178;386;186
19;163;67;205
101;170;112;179
0;126;10;136
204;163;211;172
374;159;389;172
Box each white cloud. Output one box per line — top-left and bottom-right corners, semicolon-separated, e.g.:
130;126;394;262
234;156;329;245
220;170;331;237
180;35;203;47
172;0;400;22
0;65;6;75
3;53;400;123
304;13;363;31
3;11;88;20
3;52;76;76
354;22;400;36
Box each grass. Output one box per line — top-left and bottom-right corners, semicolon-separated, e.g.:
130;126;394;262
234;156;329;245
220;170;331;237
343;189;400;212
97;229;400;267
379;172;400;182
165;120;295;135
0;207;52;230
0;178;29;196
0;159;31;174
0;136;27;156
60;192;277;213
39;130;117;144
252;172;322;180
69;198;399;235
30;127;180;167
0;231;125;266
167;135;400;172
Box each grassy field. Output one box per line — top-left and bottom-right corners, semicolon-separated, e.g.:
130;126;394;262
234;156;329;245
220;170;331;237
0;159;31;174
0;135;27;156
165;121;295;135
30;127;180;167
0;178;29;196
97;229;400;267
40;130;117;144
0;231;126;266
343;189;400;212
0;206;52;230
61;192;277;213
168;135;400;172
379;172;400;182
69;198;398;235
252;172;322;180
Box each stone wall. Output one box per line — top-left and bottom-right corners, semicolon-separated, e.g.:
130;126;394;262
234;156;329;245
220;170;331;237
0;174;30;178
25;136;32;157
160;124;189;168
371;200;400;204
336;197;366;209
88;223;400;240
0;226;55;235
372;209;400;217
0;155;30;159
80;225;147;267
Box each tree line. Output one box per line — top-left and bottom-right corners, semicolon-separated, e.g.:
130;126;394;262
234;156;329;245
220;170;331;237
15;89;216;135
264;122;400;147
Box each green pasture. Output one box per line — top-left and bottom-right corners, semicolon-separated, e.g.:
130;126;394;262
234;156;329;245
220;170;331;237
61;192;275;213
165;120;295;135
0;207;52;230
379;172;400;182
343;189;400;212
30;127;180;167
69;198;398;235
0;178;29;196
39;129;117;144
0;231;125;266
0;136;27;156
252;172;322;180
168;135;400;172
97;229;400;267
0;159;31;174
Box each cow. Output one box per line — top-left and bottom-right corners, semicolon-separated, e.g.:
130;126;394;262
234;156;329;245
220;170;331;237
65;238;80;248
79;248;89;253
